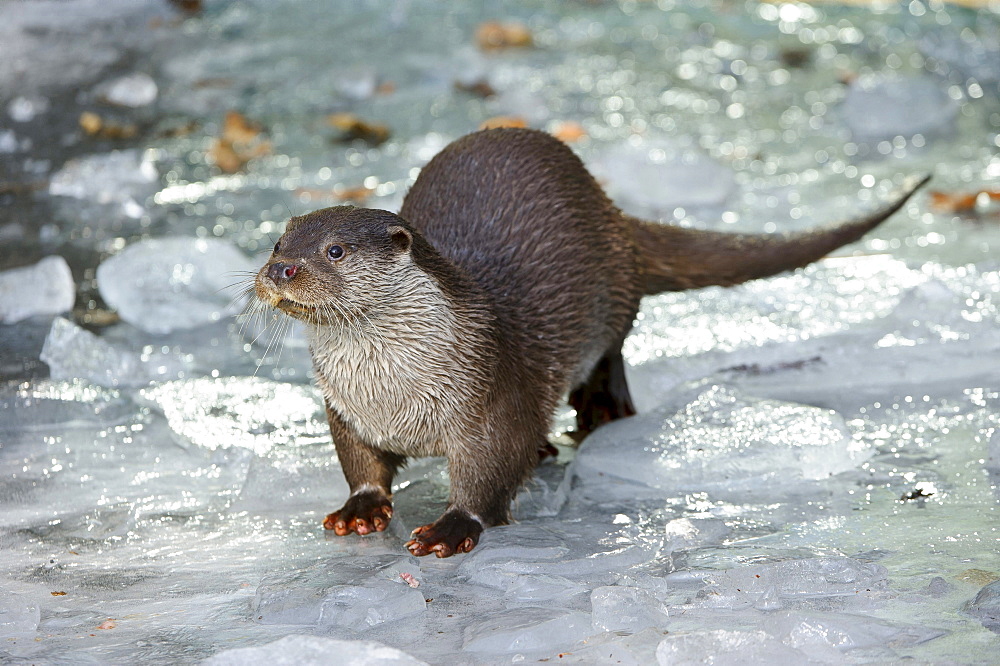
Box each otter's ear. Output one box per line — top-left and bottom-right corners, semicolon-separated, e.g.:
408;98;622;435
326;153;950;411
388;225;412;253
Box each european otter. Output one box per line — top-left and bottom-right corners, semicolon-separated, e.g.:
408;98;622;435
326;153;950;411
253;128;927;557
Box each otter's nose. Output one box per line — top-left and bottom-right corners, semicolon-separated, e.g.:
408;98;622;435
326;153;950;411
267;261;299;285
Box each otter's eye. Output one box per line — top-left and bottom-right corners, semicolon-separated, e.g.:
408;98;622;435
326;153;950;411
273;241;281;254
327;245;345;261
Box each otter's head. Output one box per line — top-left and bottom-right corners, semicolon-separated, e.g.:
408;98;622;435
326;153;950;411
254;206;416;326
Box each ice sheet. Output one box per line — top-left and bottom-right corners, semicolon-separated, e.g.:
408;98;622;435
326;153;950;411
1;0;999;664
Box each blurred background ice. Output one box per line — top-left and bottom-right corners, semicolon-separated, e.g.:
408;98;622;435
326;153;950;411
1;0;998;663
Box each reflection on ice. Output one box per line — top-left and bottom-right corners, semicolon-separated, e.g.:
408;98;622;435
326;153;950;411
139;377;326;453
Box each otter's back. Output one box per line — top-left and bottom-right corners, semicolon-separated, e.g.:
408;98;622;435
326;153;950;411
398;128;640;390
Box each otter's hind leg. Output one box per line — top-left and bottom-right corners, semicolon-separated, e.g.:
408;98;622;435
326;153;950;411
569;350;636;437
322;403;404;536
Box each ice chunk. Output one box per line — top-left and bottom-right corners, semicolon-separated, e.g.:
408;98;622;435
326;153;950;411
767;611;947;655
587;141;737;217
234;451;350;514
0;129;20;153
965;580;1000;633
669;557;888;611
203;635;428;666
41;317;148;387
139;377;327;453
504;574;588;605
656;629;807;665
335;66;378;101
0;256;75;323
463;608;593;653
591;586;669;633
0;591;39;638
457;522;660;590
842;74;957;143
7;95;49;122
100;72;158;107
252;555;426;629
48;149;158;212
96;237;256;334
662;518;731;553
571;385;871;501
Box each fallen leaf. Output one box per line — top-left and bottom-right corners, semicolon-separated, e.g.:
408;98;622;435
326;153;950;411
51;591;67;596
294;185;374;204
327;113;391;145
208;111;271;173
222;110;262;144
551;121;587;143
78;112;138;140
929;189;1000;214
96;619;117;630
454;79;496;98
479;116;527;130
475;21;533;50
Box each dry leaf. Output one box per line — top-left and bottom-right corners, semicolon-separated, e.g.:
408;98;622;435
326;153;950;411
208;111;271;173
222;110;262;144
78;112;138;139
929;189;1000;214
551;121;587;143
475;21;533;50
96;619;117;630
479;116;527;130
327;113;391;145
51;591;67;596
454;79;496;98
294;185;375;204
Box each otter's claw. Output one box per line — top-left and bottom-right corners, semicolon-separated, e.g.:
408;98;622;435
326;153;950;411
323;490;393;536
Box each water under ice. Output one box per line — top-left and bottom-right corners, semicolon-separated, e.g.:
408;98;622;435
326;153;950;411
1;0;999;664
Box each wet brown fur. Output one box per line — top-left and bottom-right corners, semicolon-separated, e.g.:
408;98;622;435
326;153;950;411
254;128;927;557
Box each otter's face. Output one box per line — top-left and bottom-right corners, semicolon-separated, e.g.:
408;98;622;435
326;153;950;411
254;206;414;325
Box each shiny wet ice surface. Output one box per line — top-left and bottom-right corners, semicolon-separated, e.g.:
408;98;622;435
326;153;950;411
1;0;999;663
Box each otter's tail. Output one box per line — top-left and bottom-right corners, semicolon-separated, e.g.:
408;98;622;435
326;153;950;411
632;174;930;294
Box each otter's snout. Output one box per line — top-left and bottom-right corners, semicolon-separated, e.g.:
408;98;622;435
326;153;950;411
267;261;299;285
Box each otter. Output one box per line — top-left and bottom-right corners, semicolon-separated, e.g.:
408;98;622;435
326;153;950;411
253;128;927;557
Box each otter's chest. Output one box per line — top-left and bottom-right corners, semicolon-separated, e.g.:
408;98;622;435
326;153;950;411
308;330;472;455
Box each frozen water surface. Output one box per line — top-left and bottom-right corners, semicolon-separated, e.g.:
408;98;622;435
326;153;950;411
1;0;999;663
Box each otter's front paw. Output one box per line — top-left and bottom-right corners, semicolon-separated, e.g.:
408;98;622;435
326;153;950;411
405;510;483;558
323;490;393;536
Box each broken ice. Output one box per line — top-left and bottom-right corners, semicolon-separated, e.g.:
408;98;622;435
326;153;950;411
0;255;75;323
48;149;158;210
99;72;158;107
96;237;256;334
571;384;872;501
204;635;427;666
